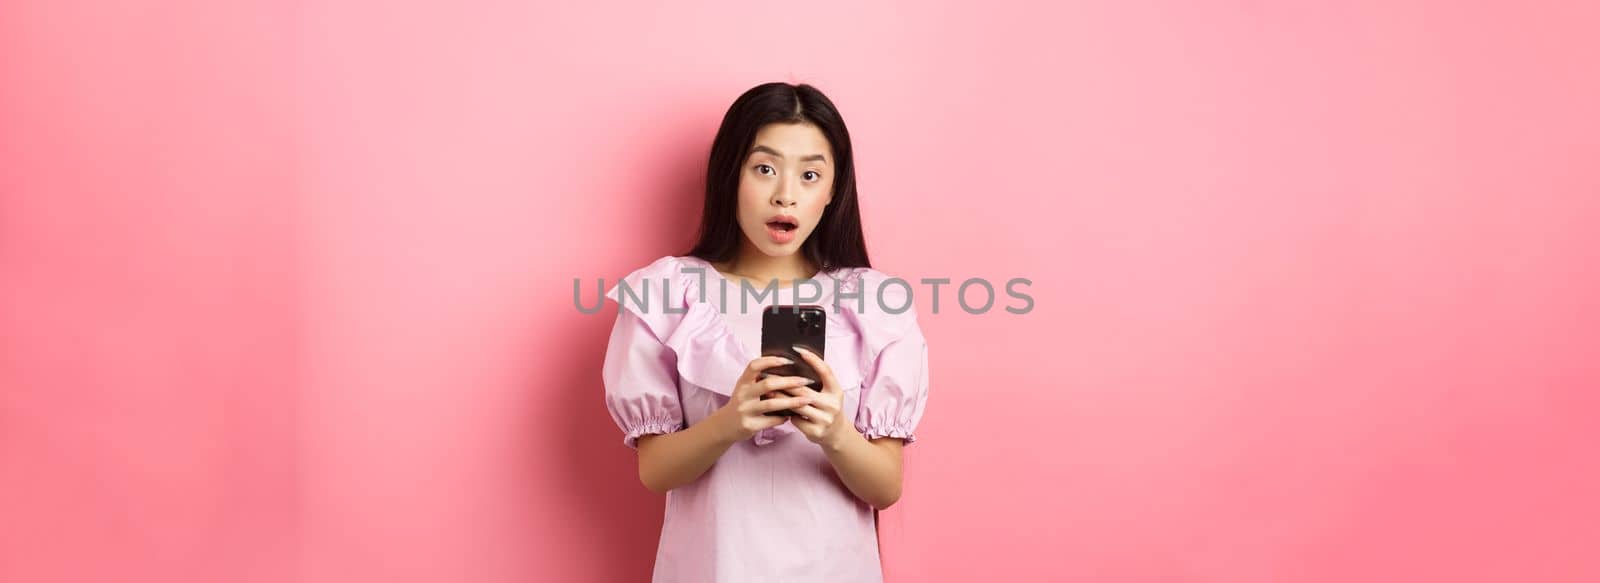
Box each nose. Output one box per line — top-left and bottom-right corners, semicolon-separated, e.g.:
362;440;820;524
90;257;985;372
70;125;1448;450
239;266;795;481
771;182;797;208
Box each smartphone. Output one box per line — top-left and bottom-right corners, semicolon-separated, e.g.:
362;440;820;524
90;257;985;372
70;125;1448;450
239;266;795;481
757;305;827;417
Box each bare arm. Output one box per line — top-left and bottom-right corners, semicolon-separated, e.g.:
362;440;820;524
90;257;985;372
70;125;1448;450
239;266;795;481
634;356;817;494
634;417;737;494
822;430;905;509
641;402;907;508
786;346;907;510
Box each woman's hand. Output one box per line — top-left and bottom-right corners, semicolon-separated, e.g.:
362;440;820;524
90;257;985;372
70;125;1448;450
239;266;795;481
708;356;818;444
779;346;859;450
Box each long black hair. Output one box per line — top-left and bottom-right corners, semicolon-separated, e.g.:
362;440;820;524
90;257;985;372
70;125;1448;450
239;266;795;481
686;82;872;271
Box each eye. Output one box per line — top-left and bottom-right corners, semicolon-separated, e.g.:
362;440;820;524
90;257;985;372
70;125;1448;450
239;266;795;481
755;164;776;176
804;170;821;181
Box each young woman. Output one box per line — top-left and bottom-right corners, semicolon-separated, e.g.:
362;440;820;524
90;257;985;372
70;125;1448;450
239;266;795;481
600;82;931;582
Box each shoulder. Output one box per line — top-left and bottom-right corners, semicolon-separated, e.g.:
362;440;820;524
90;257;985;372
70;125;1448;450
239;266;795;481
603;256;714;337
826;266;924;354
829;266;920;313
613;255;700;283
605;255;709;298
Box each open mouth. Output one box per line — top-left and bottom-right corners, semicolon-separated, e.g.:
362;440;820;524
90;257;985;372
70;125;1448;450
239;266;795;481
766;216;799;233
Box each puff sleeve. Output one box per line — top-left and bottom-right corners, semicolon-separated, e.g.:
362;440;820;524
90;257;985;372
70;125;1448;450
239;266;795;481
601;258;693;450
601;307;686;449
853;320;931;445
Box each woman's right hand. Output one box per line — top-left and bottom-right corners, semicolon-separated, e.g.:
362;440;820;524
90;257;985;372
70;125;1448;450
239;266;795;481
710;355;818;443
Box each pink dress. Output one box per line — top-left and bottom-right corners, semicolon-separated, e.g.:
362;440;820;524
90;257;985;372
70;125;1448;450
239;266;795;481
600;255;931;583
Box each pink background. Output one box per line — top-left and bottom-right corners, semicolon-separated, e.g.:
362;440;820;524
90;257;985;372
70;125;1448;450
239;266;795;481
4;1;1597;581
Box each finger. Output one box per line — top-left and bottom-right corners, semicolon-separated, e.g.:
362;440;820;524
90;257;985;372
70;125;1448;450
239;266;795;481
787;414;823;437
787;404;832;426
791;346;841;395
770;384;822;399
750;394;815;414
771;386;838;413
763;388;821;406
758;375;817;392
738;356;796;395
754;413;789;430
742;355;795;381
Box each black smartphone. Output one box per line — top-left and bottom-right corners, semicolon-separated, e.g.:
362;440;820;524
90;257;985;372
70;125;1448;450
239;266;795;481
757;305;827;417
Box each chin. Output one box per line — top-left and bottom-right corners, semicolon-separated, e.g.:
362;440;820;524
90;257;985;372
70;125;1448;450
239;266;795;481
742;233;800;258
754;243;799;257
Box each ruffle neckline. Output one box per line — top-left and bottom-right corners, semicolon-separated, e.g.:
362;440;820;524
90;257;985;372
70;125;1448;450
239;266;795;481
606;255;918;446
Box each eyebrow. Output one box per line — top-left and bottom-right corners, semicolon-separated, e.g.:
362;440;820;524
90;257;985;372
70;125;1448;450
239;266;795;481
750;144;827;164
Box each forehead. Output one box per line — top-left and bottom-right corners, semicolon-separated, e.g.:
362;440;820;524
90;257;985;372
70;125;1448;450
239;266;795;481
750;122;832;160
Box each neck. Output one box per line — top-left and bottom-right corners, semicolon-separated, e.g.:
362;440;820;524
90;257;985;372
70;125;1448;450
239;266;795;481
717;240;818;286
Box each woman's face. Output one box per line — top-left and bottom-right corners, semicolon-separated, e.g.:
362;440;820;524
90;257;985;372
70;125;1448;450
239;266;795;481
736;122;835;259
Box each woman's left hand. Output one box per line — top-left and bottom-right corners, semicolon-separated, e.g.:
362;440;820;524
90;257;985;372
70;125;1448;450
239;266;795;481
782;345;858;450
